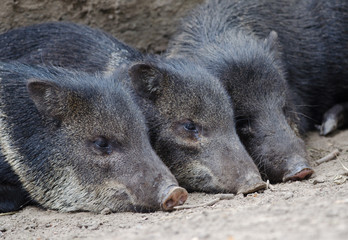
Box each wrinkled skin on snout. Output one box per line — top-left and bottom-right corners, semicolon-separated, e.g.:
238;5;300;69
129;59;266;194
0;63;187;213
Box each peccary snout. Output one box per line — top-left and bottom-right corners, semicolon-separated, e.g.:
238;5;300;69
282;156;314;182
161;186;188;211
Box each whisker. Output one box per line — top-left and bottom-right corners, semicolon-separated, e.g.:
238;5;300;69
288;110;316;122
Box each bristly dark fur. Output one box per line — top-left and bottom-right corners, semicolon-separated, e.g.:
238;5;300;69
167;0;347;182
169;0;348;131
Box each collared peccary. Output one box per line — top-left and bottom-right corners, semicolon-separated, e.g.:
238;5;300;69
0;22;266;194
167;0;347;182
0;62;188;213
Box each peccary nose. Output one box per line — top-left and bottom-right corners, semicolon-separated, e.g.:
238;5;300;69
161;186;188;211
282;158;314;182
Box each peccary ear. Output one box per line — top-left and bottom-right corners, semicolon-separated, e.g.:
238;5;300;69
27;78;69;119
264;30;278;51
128;63;164;100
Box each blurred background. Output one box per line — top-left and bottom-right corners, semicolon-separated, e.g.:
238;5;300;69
1;0;203;53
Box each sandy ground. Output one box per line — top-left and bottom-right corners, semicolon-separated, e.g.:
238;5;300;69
1;130;347;240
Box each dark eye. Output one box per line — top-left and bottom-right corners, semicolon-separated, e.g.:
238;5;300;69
184;122;198;132
91;137;113;155
94;137;108;148
236;117;252;135
174;119;205;141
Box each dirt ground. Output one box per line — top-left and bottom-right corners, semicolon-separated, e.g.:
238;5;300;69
0;130;347;240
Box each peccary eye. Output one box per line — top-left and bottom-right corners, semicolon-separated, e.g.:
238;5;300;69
174;120;205;141
94;137;108;148
184;122;198;132
91;137;113;155
236;117;252;136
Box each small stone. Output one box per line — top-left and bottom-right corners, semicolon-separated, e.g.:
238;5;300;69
283;192;294;200
77;223;89;229
101;207;112;215
312;177;325;184
333;175;347;185
89;223;101;230
24;222;38;230
118;224;127;229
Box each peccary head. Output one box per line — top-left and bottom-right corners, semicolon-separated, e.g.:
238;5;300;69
215;32;313;182
128;57;266;193
0;63;187;213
